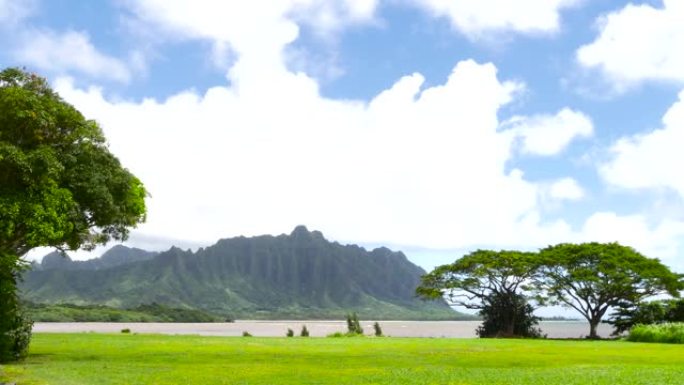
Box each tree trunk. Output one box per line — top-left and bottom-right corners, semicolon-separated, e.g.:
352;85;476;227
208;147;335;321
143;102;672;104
588;319;599;339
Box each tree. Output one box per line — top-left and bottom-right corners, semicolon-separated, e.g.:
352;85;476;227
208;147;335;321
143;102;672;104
476;291;542;338
607;298;684;335
416;250;543;337
539;242;683;339
346;313;363;335
0;67;147;361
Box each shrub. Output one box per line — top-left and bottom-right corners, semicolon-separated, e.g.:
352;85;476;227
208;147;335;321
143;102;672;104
626;323;684;344
346;313;363;335
373;322;383;337
0;307;33;362
476;292;542;338
120;328;131;334
300;325;309;337
242;331;252;337
0;257;33;362
286;328;294;337
608;299;684;335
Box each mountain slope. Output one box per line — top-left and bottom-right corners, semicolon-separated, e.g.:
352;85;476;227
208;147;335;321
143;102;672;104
36;245;158;271
21;226;460;320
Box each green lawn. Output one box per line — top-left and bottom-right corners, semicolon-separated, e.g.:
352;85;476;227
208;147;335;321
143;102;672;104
2;333;683;385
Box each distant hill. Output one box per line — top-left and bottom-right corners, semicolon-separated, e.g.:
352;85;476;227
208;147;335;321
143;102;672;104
36;245;158;271
21;226;463;320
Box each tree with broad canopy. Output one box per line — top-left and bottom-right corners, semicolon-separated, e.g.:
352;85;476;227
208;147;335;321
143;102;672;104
0;67;147;361
538;242;683;339
416;250;544;337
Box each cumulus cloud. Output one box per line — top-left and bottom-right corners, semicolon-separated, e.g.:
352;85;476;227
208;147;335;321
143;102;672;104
548;178;585;201
56;58;557;250
577;0;684;88
407;0;582;38
580;212;684;268
14;29;131;82
505;108;593;156
18;0;681;273
600;90;684;198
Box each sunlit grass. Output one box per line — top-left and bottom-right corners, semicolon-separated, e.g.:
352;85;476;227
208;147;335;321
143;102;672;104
1;333;683;384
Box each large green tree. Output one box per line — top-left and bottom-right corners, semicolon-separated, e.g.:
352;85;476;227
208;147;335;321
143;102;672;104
0;67;147;361
539;242;683;339
417;250;543;337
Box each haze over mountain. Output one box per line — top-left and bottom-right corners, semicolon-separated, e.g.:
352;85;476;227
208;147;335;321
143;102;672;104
21;226;460;320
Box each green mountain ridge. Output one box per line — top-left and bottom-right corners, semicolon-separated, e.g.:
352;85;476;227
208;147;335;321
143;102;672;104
20;226;463;320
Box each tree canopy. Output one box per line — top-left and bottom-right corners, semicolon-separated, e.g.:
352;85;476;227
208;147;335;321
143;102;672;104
539;242;683;338
0;67;147;257
417;250;543;337
0;67;147;361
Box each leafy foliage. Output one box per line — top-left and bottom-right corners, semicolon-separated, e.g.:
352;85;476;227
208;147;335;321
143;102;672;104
346;313;363;335
626;323;684;344
607;299;684;335
300;325;309;337
373;322;383;337
417;250;543;337
0;253;32;362
539;242;683;338
0;68;147;256
0;67;147;361
476;291;542;338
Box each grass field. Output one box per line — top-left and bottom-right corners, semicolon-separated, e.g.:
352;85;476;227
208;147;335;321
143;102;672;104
1;333;683;385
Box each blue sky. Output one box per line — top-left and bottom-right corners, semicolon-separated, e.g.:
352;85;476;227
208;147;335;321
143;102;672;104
2;0;684;274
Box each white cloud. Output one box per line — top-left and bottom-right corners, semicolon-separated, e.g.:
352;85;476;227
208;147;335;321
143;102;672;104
14;29;131;82
56;58;558;250
577;0;684;88
600;90;684;198
408;0;582;38
21;0;681;274
505;108;593;156
0;0;36;26
548;177;585;201
579;212;684;269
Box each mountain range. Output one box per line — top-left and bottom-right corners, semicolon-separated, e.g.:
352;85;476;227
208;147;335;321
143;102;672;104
21;226;461;320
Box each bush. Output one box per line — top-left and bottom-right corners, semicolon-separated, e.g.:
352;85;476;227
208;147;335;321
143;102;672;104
121;328;131;334
0;256;33;362
373;322;383;337
626;323;684;344
242;331;252;337
300;325;309;337
286;328;294;337
346;313;363;335
476;292;542;338
608;299;684;335
0;307;33;362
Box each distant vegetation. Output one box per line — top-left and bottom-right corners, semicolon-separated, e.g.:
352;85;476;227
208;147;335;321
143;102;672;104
25;302;224;323
608;299;684;335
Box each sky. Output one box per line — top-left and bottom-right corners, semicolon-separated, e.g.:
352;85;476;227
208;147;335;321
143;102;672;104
3;0;684;274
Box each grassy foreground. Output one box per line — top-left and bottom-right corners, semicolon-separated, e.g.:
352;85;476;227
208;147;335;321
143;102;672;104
2;334;683;385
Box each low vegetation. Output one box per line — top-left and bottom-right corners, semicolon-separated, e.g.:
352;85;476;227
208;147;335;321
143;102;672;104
2;333;683;385
626;323;684;344
25;302;224;323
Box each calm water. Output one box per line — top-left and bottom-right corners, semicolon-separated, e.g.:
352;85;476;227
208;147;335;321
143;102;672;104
33;321;614;339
